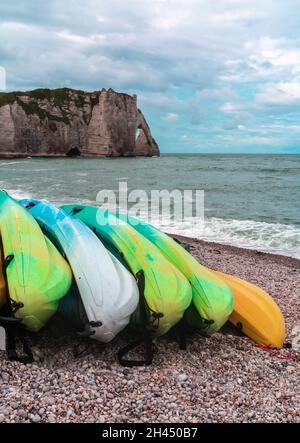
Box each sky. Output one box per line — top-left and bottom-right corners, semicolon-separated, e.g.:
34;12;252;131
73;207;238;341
1;0;300;153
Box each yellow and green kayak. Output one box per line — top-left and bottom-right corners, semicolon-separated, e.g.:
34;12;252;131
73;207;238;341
117;212;284;347
62;204;193;337
0;191;72;331
114;213;234;334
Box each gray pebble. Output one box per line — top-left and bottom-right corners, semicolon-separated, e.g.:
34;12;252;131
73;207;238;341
30;414;41;423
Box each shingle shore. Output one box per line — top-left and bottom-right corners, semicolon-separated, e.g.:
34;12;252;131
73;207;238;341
0;238;299;423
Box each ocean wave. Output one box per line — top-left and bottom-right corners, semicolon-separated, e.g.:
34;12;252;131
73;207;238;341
5;188;300;260
200;218;300;259
144;215;300;259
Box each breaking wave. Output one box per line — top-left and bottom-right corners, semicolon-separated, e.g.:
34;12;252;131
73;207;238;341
158;216;300;259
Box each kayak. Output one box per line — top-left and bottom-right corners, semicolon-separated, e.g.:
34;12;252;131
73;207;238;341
155;233;285;348
62;205;193;337
128;223;285;348
22;199;139;343
113;214;234;334
214;270;285;348
0;246;6;309
0;191;72;331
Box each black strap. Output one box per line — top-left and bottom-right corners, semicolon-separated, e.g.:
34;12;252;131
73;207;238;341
24;202;36;209
71;207;84;216
0;313;34;364
118;270;154;367
6;326;34;364
117;337;153;367
177;316;188;350
1;254;34;364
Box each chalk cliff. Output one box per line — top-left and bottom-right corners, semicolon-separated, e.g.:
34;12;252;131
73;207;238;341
0;88;160;157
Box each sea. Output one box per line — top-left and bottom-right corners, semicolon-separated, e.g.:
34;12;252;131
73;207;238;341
0;154;299;259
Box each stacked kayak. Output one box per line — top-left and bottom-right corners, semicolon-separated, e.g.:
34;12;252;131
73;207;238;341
62;204;193;337
114;213;284;348
21;199;139;343
111;214;285;347
61;205;286;349
0;191;286;366
114;213;234;334
0;191;72;332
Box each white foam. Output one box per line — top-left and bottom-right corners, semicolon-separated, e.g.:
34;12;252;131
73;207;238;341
0;161;28;167
3;189;299;259
200;218;300;259
5;189;33;201
137;213;300;259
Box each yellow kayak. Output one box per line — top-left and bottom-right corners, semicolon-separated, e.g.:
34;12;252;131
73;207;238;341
0;247;6;309
213;270;285;349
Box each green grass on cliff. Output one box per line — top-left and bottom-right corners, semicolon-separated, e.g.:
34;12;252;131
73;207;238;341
29;88;71;102
0;91;25;107
15;98;70;124
0;88;61;105
0;87;131;124
0;88;80;123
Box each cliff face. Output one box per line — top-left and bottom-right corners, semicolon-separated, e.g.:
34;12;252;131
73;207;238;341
0;88;160;157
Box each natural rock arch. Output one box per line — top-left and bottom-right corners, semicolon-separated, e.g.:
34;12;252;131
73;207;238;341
135;111;159;156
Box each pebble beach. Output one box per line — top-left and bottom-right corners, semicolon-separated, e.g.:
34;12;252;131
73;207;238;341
0;237;299;424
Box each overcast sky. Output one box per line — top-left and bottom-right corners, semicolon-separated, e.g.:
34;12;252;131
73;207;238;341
1;0;300;153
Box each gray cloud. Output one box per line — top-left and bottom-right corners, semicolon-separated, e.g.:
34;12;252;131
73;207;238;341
0;1;278;90
1;0;300;151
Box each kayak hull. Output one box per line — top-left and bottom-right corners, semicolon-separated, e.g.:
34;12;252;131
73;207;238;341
214;270;285;349
115;214;234;334
0;192;72;331
62;205;193;337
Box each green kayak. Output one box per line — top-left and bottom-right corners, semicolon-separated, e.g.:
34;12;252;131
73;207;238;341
0;192;72;331
114;213;234;334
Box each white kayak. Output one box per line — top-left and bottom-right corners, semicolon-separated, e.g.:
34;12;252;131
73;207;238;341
21;199;139;343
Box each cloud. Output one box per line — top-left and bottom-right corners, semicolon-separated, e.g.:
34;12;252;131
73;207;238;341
0;0;300;152
219;102;241;114
164;113;179;122
0;1;275;91
256;82;300;107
